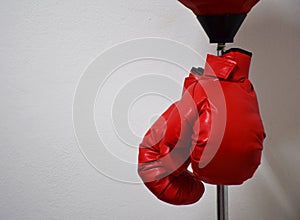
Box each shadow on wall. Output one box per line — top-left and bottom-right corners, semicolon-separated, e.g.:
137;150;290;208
234;0;300;218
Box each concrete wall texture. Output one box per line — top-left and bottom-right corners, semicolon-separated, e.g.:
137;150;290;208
1;0;299;219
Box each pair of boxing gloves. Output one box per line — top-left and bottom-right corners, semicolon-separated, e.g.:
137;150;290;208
138;48;266;205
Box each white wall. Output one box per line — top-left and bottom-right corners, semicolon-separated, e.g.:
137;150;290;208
1;0;299;219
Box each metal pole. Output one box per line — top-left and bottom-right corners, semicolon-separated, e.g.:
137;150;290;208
217;185;228;220
216;42;228;220
217;43;226;56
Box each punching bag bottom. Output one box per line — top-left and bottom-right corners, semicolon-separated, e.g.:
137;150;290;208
197;14;247;43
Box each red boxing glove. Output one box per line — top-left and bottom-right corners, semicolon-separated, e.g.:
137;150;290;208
178;0;260;15
190;48;266;185
138;93;205;205
138;48;265;205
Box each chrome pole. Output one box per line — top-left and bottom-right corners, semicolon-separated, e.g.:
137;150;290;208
216;42;228;220
217;185;228;220
217;43;226;56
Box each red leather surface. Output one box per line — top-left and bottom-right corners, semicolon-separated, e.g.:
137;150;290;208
191;49;266;184
179;0;260;15
138;49;265;205
138;102;205;205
